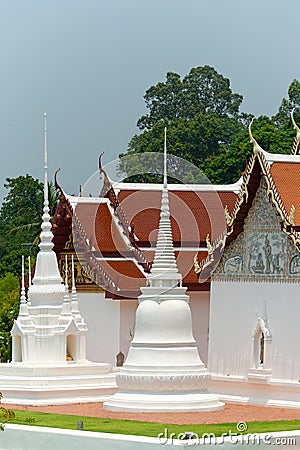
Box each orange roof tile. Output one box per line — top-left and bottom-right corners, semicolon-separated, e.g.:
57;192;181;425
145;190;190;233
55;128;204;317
100;260;146;294
118;189;236;246
74;202;130;254
270;162;300;225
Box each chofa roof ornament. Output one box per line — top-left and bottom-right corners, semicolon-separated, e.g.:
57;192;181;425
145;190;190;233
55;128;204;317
99;152;112;197
249;118;264;155
291;108;300;143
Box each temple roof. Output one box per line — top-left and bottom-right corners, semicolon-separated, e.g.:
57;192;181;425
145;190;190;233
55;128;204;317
117;188;237;247
270;162;300;225
52;176;240;297
195;129;300;279
52;112;300;294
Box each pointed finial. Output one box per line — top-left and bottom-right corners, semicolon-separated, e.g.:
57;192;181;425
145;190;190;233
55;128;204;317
71;254;76;293
37;112;55;254
291;108;300;143
164;127;167;188
44;112;48;207
249;118;263;155
21;255;26;303
148;125;179;279
65;254;68;288
28;256;31;286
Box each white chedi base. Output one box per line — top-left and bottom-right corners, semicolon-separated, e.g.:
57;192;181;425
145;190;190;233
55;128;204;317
104;369;224;412
104;391;223;412
104;300;224;412
0;362;117;406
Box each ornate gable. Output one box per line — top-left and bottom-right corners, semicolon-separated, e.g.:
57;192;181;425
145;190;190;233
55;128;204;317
213;179;300;283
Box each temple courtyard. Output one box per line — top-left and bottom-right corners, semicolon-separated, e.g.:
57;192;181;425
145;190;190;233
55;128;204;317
5;402;300;425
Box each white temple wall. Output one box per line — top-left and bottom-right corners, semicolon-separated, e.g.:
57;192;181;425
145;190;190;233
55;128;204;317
119;300;138;359
77;292;209;367
209;281;300;381
76;290;211;367
77;292;120;365
189;291;210;365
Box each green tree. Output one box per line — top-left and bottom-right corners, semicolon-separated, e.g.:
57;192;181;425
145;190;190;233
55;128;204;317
273;79;300;129
0;273;20;362
137;65;243;131
0;175;59;276
0;175;43;276
124;67;300;185
203;116;294;184
183;65;243;119
122;66;246;184
121;113;245;183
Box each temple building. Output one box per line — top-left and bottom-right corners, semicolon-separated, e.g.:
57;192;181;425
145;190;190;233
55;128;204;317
52;160;240;367
51;112;300;408
196;117;300;408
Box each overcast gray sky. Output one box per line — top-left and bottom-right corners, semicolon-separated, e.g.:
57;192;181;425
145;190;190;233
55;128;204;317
0;0;299;200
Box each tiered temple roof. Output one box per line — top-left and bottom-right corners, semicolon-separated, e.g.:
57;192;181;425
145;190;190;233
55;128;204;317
195;118;300;279
52;173;239;298
53;114;300;295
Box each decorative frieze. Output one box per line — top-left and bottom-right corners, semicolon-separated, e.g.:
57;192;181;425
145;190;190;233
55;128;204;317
213;180;300;283
116;373;210;391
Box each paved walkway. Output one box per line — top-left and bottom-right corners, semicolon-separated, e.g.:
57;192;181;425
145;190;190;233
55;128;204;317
4;402;300;425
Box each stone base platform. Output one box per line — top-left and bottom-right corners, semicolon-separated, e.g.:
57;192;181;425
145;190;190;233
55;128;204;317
104;391;224;412
0;362;117;405
210;374;300;410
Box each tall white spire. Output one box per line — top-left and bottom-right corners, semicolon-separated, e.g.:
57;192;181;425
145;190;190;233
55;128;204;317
31;113;63;287
27;255;32;306
44;112;48;207
28;256;31;287
37;112;54;254
19;256;29;316
163;126;167;189
149;127;179;281
104;127;223;413
65;254;68;289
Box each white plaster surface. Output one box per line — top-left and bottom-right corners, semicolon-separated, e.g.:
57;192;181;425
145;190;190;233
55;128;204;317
0;363;116;405
119;299;138;358
209;281;300;379
189;291;210;365
77;292;120;365
208;280;300;407
78;293;208;367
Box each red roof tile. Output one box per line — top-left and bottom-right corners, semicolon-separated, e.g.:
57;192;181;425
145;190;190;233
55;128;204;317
270;162;300;225
118;189;236;246
99;260;146;294
74;202;130;254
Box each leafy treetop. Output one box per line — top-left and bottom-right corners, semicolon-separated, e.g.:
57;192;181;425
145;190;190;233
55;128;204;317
137;65;243;131
124;65;300;185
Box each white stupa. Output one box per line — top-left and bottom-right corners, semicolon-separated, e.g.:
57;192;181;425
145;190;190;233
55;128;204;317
104;129;224;412
0;114;116;405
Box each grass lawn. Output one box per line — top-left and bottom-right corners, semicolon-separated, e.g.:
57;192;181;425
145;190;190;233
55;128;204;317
2;409;300;438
